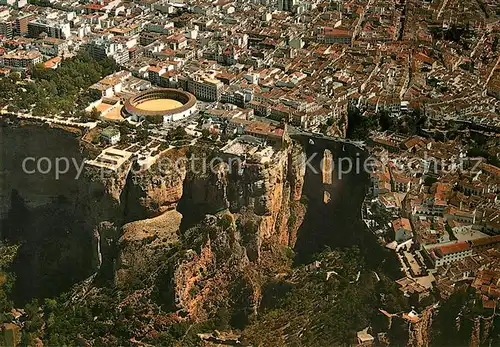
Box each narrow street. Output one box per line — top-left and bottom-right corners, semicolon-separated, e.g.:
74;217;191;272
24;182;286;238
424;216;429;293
352;0;375;42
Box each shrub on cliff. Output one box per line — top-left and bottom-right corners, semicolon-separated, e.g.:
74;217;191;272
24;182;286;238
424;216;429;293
218;213;234;230
0;244;18;323
241;248;408;346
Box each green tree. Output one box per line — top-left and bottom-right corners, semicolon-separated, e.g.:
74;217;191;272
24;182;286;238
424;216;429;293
424;176;437;186
24;299;43;332
347;107;379;140
201;128;210;138
7;105;20;113
90;107;101;120
379;110;393;131
169;126;187;140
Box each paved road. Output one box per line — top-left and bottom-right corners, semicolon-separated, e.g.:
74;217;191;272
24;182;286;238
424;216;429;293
8;112;98;129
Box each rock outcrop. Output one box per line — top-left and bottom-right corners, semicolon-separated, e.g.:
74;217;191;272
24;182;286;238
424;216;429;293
469;315;495;347
124;149;188;218
2;123;307;322
408;307;433;347
115;209;182;286
103;141;307;321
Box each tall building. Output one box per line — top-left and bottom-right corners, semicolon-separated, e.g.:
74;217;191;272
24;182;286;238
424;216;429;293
0;7;12;39
15;13;35;36
0;19;13;39
32;37;68;57
179;73;223;101
86;38;130;65
278;0;296;11
28;19;71;39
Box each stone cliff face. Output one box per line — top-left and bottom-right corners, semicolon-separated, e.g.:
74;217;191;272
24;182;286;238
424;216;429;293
468;315;495;347
80;148;188;275
115;209;182;287
407;301;500;347
1;125;94;303
93;141;308;321
124;149;188;219
5;125;500;345
82;161;133;273
0;126;195;302
166;143;306;320
0;125;85;218
407;307;433;347
289;144;306;201
173;213;251;321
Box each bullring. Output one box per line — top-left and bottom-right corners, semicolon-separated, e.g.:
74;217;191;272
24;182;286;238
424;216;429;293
122;88;197;123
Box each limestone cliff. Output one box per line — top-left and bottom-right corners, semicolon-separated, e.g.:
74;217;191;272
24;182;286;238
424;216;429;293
115;209;182;286
173;213;251;320
288;143;306;201
2;123;307;327
469;315;495;347
82;160;133;272
92;141;308;321
5;124;500;346
407;307;433;347
172;147;306;320
124;149;188;218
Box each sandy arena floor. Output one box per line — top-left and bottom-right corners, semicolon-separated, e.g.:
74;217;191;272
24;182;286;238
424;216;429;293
135;99;183;111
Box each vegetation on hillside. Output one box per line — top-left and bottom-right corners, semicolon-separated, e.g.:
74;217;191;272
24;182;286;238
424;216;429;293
0;244;18;323
432;287;500;346
6;244;411;347
242;248;410;346
468;144;500;167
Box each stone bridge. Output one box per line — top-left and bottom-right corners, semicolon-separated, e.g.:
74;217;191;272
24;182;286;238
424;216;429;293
290;130;366;152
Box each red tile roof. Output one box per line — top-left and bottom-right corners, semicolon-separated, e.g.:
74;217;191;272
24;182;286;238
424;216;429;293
471;235;500;248
392;217;412;232
436;242;471;256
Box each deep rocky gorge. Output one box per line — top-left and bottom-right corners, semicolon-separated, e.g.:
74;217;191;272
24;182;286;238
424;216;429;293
105;140;308;323
2;124;498;346
1;124;307;330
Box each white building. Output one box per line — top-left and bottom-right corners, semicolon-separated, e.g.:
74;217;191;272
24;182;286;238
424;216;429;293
182;73;223;101
86;37;129;65
424;241;472;268
100;126;120;145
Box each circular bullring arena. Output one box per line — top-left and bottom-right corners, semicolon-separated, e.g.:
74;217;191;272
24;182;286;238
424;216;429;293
122;88;197;123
